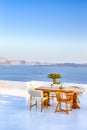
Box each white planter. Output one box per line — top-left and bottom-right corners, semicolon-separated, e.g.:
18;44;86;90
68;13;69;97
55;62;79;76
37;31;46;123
51;84;61;88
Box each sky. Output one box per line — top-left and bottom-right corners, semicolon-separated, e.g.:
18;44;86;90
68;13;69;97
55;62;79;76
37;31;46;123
0;0;87;63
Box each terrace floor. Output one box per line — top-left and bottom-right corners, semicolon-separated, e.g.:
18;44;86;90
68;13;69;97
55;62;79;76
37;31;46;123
0;80;87;130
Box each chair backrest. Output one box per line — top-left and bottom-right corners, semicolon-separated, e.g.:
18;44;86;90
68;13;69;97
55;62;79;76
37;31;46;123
26;81;39;90
28;89;43;98
56;92;74;102
65;92;74;101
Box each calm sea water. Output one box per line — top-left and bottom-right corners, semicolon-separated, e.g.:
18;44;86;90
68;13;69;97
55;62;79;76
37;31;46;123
0;65;87;84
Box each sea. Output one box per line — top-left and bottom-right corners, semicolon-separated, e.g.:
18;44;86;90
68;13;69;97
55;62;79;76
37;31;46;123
0;65;87;84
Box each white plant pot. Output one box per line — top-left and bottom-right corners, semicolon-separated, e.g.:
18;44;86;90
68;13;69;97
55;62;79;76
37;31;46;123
52;84;61;88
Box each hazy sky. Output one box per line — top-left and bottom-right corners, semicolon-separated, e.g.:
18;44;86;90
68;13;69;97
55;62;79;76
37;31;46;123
0;0;87;63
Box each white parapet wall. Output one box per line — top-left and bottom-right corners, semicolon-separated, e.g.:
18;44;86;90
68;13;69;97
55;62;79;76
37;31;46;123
0;80;87;97
0;80;26;97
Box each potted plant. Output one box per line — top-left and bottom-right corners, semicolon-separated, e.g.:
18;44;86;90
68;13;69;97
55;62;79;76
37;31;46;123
47;73;62;85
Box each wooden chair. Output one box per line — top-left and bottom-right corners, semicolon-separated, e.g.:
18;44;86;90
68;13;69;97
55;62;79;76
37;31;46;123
55;91;74;114
28;89;48;112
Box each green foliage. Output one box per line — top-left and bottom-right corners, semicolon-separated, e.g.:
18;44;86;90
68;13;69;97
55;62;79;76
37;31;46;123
47;73;62;84
47;73;62;79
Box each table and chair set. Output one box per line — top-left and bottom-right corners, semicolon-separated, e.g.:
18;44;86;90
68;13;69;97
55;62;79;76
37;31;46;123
26;82;85;114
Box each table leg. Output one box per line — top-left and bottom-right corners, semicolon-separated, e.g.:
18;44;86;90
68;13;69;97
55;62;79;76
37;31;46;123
44;92;50;106
72;93;80;109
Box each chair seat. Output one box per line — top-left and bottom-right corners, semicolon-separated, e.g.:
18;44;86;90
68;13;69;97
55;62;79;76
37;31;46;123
33;97;47;101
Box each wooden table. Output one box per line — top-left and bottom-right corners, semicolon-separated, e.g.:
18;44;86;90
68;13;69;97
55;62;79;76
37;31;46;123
35;86;85;109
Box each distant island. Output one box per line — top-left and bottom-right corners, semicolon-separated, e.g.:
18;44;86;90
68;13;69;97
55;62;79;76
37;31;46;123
0;58;87;67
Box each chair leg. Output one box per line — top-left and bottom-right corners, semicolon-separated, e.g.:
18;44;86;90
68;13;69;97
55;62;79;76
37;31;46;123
78;97;80;103
30;96;37;111
30;96;32;111
65;102;69;114
55;102;60;112
46;100;48;108
41;101;43;112
36;101;37;108
41;100;48;112
55;103;58;112
59;102;61;110
70;102;73;111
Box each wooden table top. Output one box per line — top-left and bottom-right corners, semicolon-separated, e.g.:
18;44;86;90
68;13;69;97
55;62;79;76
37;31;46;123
35;86;85;93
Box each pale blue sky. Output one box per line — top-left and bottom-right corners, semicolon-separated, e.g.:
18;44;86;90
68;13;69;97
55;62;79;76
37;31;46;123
0;0;87;63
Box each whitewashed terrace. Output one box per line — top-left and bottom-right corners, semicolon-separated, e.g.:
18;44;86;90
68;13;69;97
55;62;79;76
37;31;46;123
0;80;87;130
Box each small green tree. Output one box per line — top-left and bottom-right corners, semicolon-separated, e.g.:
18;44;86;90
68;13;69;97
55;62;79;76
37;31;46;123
47;73;62;84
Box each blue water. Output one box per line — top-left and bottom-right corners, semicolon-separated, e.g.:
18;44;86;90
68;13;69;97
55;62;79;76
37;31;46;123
0;65;87;84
